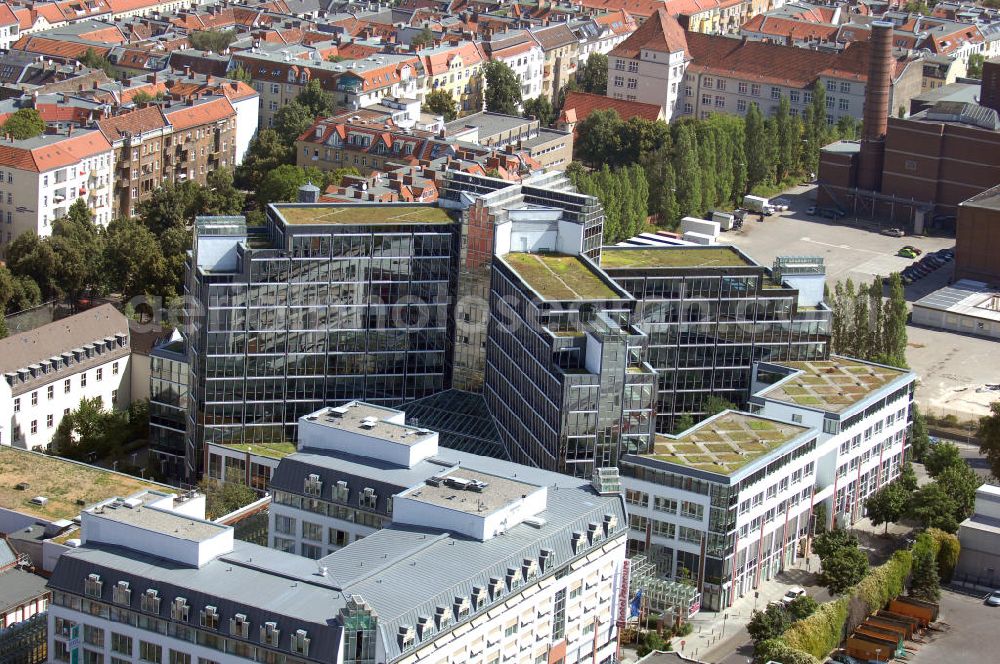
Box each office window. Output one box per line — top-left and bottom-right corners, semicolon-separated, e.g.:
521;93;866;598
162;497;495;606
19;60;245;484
302;521;322;542
111;633;132;655
139;641;162;663
169;652;191;664
84;625;104;647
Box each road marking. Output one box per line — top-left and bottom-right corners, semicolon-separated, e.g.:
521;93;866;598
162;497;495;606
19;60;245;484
801;238;886;255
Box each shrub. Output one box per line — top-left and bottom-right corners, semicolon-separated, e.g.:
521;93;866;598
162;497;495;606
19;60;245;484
926;527;960;582
755;638;821;664
782;596;849;660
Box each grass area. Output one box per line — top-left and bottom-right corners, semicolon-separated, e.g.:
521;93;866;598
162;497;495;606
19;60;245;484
600;246;753;269
504;252;618;301
759;357;908;413
748;420;774;431
0;447;166;522
224;442;298;459
750;175;803;199
272;204;453;225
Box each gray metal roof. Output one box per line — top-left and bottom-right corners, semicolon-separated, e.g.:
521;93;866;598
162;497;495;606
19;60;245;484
0;568;48;612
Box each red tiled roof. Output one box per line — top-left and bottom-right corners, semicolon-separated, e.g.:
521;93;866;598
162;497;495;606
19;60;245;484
561;91;664;124
668;0;745;16
97;106;167;142
742;15;840;43
573;0;668;19
0;3;18;27
610;8;688;58
11;35;112;61
421;42;483;76
0;130;112;173
162;96;235;130
106;0;165;14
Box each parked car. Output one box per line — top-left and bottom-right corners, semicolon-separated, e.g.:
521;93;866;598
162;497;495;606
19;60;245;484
771;197;790;211
985;590;1000;606
806;205;817;215
902;245;923;256
882;227;905;237
781;586;807;606
898;248;918;259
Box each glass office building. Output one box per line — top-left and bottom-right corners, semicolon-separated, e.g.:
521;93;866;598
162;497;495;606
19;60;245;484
148;332;189;479
183;205;461;479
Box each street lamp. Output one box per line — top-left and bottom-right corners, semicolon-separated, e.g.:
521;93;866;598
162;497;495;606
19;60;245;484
876;647;882;663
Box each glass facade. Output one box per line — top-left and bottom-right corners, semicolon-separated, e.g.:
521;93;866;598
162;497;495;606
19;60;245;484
183;207;461;479
149;338;189;479
603;258;831;432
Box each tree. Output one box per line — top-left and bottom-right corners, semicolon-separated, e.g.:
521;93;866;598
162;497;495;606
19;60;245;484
273;101;315;145
704;395;736;416
0;312;6;339
52;397;125;460
235;129;293;191
977;400;1000;480
923;441;963;477
754;638;820;664
747;604;790;645
865;481;908;533
672;122;702;216
483;61;522;115
926;527;960;583
523;96;554;125
296;80;335;119
132;90;165;104
567;163;647;243
1;108;45;140
198;479;259;520
50;199;106;301
642;145;678;226
137;180;206;235
229;65;252;83
744;102;772;191
188;29;237;53
203;168;245;216
103;217;171;300
576;109;623;167
820;546;869;594
674;413;695;434
968;53;986;79
813;528;860;560
774;96;796;182
908;482;961;533
579;53;608;94
423;89;457;121
851;279;871;359
879;273;908;367
7;231;60;299
785;595;819;621
256;165;328;208
410;27;435;49
899;461;918;494
635;629;668;657
909;545;941;602
79;48;115;77
935;462;981;521
909;405;930;463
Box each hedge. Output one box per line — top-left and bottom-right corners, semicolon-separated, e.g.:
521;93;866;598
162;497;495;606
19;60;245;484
755;638;822;664
926;527;960;582
781;549;914;660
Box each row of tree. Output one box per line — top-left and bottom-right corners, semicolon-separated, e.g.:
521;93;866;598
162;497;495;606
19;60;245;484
829;274;909;367
866;444;981;534
566;163;649;244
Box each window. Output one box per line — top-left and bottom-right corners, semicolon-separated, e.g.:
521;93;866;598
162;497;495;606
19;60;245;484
329;528;349;547
112;390;118;404
83;651;103;664
738;81;747;94
169;652;191;664
737;99;747;112
139;641;162;663
771;87;781;99
715;96;725;108
504;622;518;637
230;614;250;639
614;59;625;70
64;378;72;393
302;521;322;542
112;362;119;375
47;414;54;428
826;80;836;91
625;489;647;507
702;94;711;106
790;90;800;103
84;625;104;647
751;83;760;96
81;373;87;388
261;622;280;646
360;487;377;509
627;60;638;73
627;78;637;89
703;76;713;88
141;589;160;613
97;367;103;381
200;606;219;630
613;75;623;87
291;630;310;656
653;496;677;513
275;515;295;535
717;79;726;91
12;398;18;413
804;91;813;104
301;543;323;559
840;82;851;94
111;633;132;655
31;391;37;406
552;588;566;640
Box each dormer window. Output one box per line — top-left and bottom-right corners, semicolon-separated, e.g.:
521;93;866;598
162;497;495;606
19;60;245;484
359;487;376;509
291;629;310;656
113;581;131;605
453;596;470;620
587;522;602;545
333;480;349;502
261;622;280;646
603;513;618;536
200;605;219;630
304;474;322;497
170;597;188;621
416;616;433;640
505;567;521;591
522;558;538;581
230;613;249;638
488;576;503;601
571;531;584;554
143;588;160;613
84;574;102;598
539;548;555;572
434;606;451;630
398;625;415;650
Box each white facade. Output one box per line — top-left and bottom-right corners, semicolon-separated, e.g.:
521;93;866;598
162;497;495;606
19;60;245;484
490;44;544;101
608;48;688;121
229;93;260;166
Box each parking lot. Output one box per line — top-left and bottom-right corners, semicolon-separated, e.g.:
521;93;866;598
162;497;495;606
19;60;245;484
907;589;1000;663
719;185;1000;419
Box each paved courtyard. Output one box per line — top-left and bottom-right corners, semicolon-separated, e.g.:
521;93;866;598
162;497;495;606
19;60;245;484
907;588;1000;664
717;185;1000;420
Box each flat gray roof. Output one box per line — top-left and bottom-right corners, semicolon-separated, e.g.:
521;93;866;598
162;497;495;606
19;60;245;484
914;280;1000;322
91;503;227;542
401;469;540;514
311;402;435;446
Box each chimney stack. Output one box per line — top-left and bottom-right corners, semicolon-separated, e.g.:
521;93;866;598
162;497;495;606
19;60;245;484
857;21;894;192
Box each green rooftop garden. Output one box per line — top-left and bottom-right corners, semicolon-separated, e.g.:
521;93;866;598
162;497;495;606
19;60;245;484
759;357;908;413
600;246;753;269
504;252;619;301
272;204;453;225
223;442;299;459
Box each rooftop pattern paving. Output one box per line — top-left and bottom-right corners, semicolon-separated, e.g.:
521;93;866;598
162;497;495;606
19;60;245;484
760;357;908;413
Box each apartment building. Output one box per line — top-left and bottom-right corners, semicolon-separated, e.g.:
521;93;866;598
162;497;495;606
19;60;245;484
0;4;20;51
420;41;485;114
483;31;544;101
619;356;914;611
531;23;580;104
0;304;131;451
608;10;922;125
574;10;638;65
0;126;114;253
96;95;239;216
183;205;461;479
47;428;628;664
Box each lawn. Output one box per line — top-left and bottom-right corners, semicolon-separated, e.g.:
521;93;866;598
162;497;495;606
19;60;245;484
504;253;618;300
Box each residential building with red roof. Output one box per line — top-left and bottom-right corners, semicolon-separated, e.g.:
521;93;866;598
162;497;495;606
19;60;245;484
557;90;665;133
0;3;20;50
530;22;579;103
419;40;485;114
482;30;544;101
0;126;114;255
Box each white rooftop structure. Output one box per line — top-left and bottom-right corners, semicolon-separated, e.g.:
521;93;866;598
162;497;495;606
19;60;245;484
913;279;1000;339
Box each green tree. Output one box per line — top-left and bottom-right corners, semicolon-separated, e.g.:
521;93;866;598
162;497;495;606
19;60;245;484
754;638;820;664
642;146;678;226
423;89;457;121
131;90;165;104
52;397;126;460
7;274;41;312
137;180;206;235
923;441;963;477
785;595;819;621
256;164;327;208
909;405;931;463
747;604;790;644
898;462;919;493
567;163;647;243
203;168;245;216
864;481;908;533
935;462;981;521
704;395;736;416
976;400;1000;480
908;482;961;533
1;108;45;140
523;96;554;125
635;629;668;657
50;199;106;301
674;413;695;434
273;101;315;145
235;129;293;191
579;53;608;94
813;528;860;560
621;118;670;159
909;545;941;601
967;53;985;79
879;272;908;367
820;546;869;594
0;312;7;339
483;61;522;115
575;108;623;167
410;27;435;49
774;96;797;182
229;65;252;83
198;479;259;520
851;279;871;359
188;29;237;53
103;217;171;300
296;80;335;118
79;48;115;77
7;231;60;298
744;102;772;191
672;122;702;216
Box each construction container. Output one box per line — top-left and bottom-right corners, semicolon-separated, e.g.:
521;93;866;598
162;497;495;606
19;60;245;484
889;597;939;626
868;615;914;639
682;231;715;246
711;211;735;231
680;217;720;238
877;609;921;634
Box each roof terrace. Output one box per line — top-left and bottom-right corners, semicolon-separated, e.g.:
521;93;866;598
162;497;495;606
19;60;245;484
757;357;909;413
647;412;810;476
503;252;619;301
270;203;453;226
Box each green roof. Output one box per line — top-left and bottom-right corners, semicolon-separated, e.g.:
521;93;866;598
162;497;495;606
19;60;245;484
646;412;809;475
759;357;908;413
600;246;754;269
0;447;167;522
503;252;619;301
222;442;299;460
271;204;453;226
